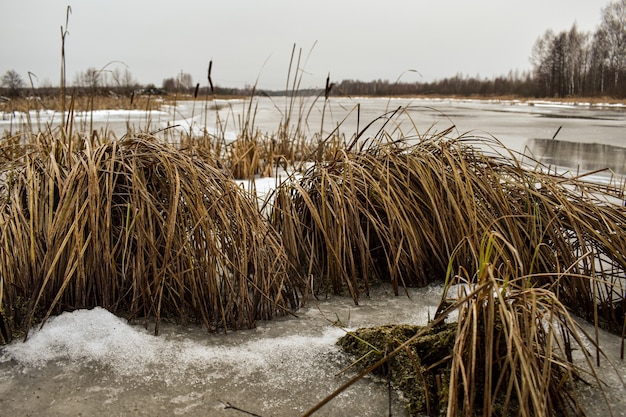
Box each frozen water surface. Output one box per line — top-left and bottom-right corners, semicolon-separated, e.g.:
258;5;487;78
2;284;626;416
2;96;624;150
0;285;443;417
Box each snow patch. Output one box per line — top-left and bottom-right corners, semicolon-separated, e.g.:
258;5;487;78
0;307;345;385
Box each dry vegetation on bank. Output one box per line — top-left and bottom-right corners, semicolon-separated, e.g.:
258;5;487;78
0;94;163;113
1;93;626;416
0;131;302;342
2;93;624;115
272;131;626;332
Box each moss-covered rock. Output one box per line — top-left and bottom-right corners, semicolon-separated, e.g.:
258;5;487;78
337;323;457;416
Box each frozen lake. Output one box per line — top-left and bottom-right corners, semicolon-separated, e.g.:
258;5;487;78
1;285;443;417
1;96;626;416
3;96;626;180
192;95;615;186
2;284;626;416
188;96;626;178
2;283;626;417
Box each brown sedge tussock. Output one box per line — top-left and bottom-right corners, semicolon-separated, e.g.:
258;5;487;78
273;131;626;333
0;132;302;341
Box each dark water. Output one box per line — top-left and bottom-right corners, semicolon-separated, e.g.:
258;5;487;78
528;137;626;175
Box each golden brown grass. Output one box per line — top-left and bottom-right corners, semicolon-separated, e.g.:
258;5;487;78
440;232;604;417
0;131;301;342
0;92;249;114
0;94;165;113
279;118;626;415
272;130;626;333
329;231;611;417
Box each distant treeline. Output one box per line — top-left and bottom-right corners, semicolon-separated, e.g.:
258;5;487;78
3;1;626;100
324;72;536;98
0;68;616;101
1;68;621;101
303;0;626;100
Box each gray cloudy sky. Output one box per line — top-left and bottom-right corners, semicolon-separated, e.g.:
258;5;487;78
0;0;612;90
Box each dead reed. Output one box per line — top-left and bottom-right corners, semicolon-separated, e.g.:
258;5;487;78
1;70;625;414
0;132;301;342
272;129;626;334
440;231;606;416
333;231;609;417
216;44;339;180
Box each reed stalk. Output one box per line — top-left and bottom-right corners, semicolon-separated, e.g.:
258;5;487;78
273;127;626;334
0;132;301;341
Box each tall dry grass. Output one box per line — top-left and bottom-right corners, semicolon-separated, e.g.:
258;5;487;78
218;43;345;180
322;231;612;417
440;231;604;417
0;132;301;342
272;129;626;334
0;94;165;114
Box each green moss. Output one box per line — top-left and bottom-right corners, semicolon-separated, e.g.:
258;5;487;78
337;323;456;416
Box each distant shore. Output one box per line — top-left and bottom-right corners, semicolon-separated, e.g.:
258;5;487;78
2;93;625;114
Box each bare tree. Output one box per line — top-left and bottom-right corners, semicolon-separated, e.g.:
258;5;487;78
177;72;193;91
162;72;194;93
566;24;591;95
121;68;138;94
111;67;138;94
162;77;176;92
599;0;626;89
531;30;556;96
530;25;594;97
84;67;100;90
1;69;25;97
590;29;611;93
72;67;101;89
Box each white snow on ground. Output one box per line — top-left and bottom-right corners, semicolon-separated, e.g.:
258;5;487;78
0;307;346;384
0;107;238;142
0;284;441;380
0;109;169;125
234;172;296;205
0;291;432;416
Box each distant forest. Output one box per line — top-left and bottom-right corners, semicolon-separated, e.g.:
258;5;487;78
275;0;626;99
2;0;626;100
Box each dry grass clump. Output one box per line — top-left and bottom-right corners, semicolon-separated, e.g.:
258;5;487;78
212;45;339;180
220;93;319;180
225;129;322;180
180;94;317;180
272;131;626;332
440;232;602;417
0;133;301;343
333;232;608;417
228;135;283;180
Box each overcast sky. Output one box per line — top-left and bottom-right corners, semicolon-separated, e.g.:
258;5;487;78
0;1;612;90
